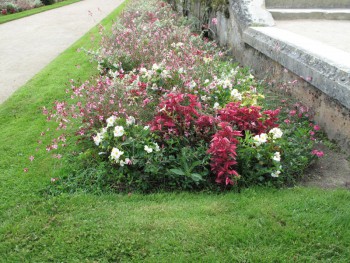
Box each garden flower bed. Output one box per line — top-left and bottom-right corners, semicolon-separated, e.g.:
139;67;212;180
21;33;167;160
37;0;324;193
0;0;65;15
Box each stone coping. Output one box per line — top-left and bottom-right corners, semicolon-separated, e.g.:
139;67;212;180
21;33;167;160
268;8;350;20
243;26;350;109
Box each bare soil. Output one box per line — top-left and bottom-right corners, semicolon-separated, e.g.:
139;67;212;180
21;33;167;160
301;143;350;189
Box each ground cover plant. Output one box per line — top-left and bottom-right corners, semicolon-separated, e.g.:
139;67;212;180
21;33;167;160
39;0;325;194
1;0;350;261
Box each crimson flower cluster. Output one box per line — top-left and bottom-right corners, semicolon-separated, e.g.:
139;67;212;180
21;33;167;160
150;93;280;185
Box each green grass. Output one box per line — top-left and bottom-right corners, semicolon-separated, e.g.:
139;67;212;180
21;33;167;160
0;0;81;24
0;0;350;261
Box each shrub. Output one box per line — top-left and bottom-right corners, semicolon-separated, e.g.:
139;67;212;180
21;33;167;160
41;0;55;5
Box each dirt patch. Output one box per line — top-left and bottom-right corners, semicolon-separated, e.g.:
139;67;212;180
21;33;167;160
301;143;350;189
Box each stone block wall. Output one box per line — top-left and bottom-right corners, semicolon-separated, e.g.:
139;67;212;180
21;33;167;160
166;0;350;151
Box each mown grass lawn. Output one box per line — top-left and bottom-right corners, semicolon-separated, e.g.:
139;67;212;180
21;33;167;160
0;0;81;24
0;1;349;262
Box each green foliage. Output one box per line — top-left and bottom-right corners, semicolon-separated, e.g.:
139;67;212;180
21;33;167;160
42;0;55;5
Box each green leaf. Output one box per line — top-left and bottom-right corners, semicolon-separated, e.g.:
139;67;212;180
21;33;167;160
169;169;185;176
190;173;203;182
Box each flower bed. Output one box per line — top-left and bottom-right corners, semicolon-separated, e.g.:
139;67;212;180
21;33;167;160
36;0;324;193
0;0;64;15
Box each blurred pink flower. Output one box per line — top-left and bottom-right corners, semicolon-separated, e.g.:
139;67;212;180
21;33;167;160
311;150;324;157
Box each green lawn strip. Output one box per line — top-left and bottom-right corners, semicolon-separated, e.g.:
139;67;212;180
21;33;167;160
0;0;349;261
0;0;81;24
1;188;349;261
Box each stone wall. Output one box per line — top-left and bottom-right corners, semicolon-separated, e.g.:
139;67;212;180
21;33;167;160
167;0;350;151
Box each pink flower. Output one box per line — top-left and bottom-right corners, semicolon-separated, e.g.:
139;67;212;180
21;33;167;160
211;18;218;25
289;110;296;116
29;156;35;162
51;178;59;183
314;125;320;131
143;98;150;106
309;131;315;136
284;119;290;124
311;150;324;157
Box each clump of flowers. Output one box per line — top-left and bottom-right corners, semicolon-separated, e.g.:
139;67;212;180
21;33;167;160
35;0;324;193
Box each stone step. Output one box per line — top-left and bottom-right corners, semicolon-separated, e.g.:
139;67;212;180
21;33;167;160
265;0;350;9
243;26;350;110
268;8;350;20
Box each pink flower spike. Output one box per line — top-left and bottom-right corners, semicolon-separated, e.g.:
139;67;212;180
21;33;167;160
29;156;35;162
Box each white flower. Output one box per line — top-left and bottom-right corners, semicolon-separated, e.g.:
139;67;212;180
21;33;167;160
203;57;213;64
153;143;160;152
231;89;242;100
93;133;103;146
269;128;283;139
110;147;124;161
144;125;150;130
189;81;196;90
139;67;147;75
213;102;220;110
101;127;108;135
253;133;268;146
113;126;124;137
201;95;208;101
152;63;160;71
151;83;158;90
144;145;153;153
126;116;135;126
176;42;184;48
178;68;185;74
272;152;281;162
106;115;117;128
271;170;281;178
125;158;132;165
120;159;126;167
222;79;232;89
204;79;210;84
161;70;171;79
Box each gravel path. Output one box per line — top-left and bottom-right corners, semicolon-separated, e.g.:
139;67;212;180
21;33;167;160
0;0;125;104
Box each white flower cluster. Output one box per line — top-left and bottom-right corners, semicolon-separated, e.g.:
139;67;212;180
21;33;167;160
217;78;233;89
171;42;184;49
110;147;124;162
144;143;160;153
253;133;268;146
269;127;283;140
106;115;118;128
272;152;281;162
271;170;281;178
126;116;135;126
93;127;108;146
114;126;124;137
230;89;242;101
253;128;283;147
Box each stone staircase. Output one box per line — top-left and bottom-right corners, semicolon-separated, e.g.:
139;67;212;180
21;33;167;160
265;0;350;20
